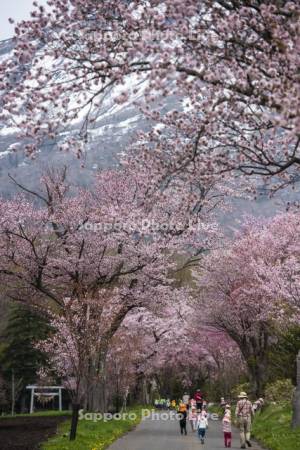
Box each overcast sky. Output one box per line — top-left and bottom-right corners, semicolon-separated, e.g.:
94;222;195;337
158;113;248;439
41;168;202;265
0;0;48;40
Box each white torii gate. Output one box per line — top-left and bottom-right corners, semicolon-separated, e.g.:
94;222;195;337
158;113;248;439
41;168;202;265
26;385;64;414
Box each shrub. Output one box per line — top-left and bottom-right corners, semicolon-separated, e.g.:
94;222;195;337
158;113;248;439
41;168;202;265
265;379;294;403
231;382;251;400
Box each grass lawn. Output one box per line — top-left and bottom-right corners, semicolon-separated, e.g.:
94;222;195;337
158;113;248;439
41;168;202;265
208;404;223;416
252;402;300;450
42;407;143;450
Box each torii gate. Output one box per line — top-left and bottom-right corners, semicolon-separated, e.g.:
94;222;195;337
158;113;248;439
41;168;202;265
26;385;64;414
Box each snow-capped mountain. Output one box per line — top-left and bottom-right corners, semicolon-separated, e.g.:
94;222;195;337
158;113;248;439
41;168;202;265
0;38;181;197
0;39;291;225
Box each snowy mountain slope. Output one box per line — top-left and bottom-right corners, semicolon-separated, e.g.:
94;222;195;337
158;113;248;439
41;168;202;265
0;39;292;226
0;38;181;197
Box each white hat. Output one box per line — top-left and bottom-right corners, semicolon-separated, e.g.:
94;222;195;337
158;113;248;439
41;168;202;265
238;391;248;398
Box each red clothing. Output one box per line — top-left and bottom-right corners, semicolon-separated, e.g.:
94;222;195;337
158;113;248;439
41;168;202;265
194;392;202;402
224;431;232;447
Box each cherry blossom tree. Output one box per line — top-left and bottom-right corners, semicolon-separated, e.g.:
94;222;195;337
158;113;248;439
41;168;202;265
0;154;223;439
1;0;299;191
199;212;300;397
104;304;188;406
249;213;300;317
199;330;246;400
105;298;245;405
2;0;299;428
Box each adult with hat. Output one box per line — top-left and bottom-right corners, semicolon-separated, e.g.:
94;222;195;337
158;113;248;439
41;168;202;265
235;392;253;449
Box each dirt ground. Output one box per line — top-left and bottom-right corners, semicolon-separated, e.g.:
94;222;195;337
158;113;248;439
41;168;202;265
0;416;69;450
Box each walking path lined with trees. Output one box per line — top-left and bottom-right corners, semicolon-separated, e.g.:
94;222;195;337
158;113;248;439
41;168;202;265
1;401;300;450
0;0;299;449
107;414;263;450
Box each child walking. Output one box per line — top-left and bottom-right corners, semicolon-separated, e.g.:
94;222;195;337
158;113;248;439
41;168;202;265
222;405;232;448
188;406;197;431
178;402;187;435
197;410;208;444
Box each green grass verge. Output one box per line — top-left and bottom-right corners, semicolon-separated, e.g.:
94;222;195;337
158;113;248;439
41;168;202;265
42;407;143;450
208;404;223;417
252;402;300;450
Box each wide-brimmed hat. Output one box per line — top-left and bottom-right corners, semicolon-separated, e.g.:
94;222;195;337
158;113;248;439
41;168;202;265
238;391;248;398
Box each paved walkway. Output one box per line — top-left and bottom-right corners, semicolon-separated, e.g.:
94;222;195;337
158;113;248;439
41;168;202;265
108;412;264;450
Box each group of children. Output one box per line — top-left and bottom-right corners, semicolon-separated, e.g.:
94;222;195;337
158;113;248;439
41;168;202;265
178;402;209;444
179;402;232;447
178;391;233;448
169;390;264;448
178;389;209;445
154;398;171;409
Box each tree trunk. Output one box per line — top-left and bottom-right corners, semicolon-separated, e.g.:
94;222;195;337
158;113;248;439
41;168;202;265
86;351;108;412
248;361;268;398
20;393;27;413
238;329;270;398
70;403;80;441
292;387;300;429
87;378;107;412
292;351;300;428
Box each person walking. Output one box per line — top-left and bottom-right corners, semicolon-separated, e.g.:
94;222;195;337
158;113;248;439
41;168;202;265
252;398;264;415
222;405;232;448
188;406;197;431
197;410;208;444
235;392;253;449
190;397;197;409
182;392;190;407
178;402;188;435
220;396;226;410
194;388;203;411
